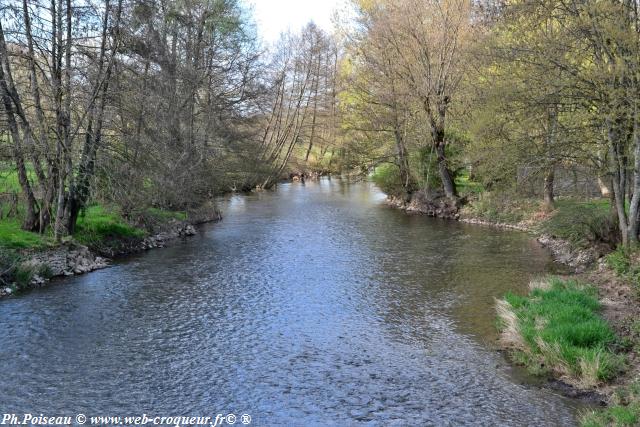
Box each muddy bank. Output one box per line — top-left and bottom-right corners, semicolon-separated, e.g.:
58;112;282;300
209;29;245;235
0;209;221;299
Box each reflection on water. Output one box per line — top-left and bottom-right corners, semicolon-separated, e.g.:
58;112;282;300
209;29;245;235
0;179;580;425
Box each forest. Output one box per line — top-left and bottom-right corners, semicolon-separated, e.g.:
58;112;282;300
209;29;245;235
2;0;640;250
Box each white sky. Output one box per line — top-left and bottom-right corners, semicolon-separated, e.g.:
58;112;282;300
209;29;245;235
249;0;344;44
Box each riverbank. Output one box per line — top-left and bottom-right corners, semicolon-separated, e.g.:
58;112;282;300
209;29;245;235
0;203;221;299
385;189;640;425
386;191;602;272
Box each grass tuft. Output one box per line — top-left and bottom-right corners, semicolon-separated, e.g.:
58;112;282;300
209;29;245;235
498;277;623;388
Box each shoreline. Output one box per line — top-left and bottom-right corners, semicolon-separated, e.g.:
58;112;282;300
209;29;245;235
385;192;637;412
0;210;222;299
385;195;600;273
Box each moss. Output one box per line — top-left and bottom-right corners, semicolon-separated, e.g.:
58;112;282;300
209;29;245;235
498;278;623;388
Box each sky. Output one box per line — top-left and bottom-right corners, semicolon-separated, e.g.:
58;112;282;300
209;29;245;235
249;0;345;44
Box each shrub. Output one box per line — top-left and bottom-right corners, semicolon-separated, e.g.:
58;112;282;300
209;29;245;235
13;264;34;290
464;191;539;223
0;247;20;287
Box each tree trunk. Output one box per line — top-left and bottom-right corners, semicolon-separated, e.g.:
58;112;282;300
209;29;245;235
543;167;555;210
305;48;322;163
0;20;40;231
628;111;640;243
435;142;456;199
607;117;629;246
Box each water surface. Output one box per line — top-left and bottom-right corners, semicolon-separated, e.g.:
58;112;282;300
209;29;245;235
0;179;580;425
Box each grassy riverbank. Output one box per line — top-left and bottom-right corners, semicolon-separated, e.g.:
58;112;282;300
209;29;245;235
461;193;615;250
473;194;640;425
497;277;623;388
0;203;198;292
372;169;640;424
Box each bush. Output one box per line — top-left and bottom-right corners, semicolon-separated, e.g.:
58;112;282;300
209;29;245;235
0;247;20;287
498;278;623;388
13;264;34;290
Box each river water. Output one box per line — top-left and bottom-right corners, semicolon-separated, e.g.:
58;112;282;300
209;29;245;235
0;179;581;426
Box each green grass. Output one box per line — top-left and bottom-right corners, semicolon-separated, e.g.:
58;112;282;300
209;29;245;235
0;162;37;193
498;278;623;388
74;205;146;246
145;207;187;221
0;166;22;193
0;219;47;249
581;382;640;426
0;203;182;252
606;246;640;286
539;199;614;248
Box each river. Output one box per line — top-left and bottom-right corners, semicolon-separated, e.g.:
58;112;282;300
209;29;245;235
0;179;582;426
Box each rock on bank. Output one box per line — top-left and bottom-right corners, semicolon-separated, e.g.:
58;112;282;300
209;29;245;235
0;210;220;298
384;190;600;272
386;190;463;220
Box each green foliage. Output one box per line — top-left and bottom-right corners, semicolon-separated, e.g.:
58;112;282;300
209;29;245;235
607;247;633;276
74;205;146;246
0;162;38;192
411;147;442;190
500;278;623;387
371;163;405;196
0;247;20;286
410;136;469;192
540;199;616;248
37;263;54;279
455;170;484;196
